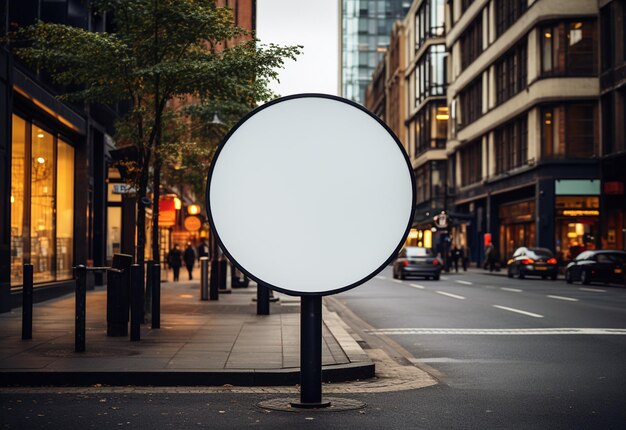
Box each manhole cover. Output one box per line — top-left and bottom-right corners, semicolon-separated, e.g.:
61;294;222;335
258;397;365;412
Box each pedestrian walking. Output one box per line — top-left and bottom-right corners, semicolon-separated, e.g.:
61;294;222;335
167;244;182;282
184;242;196;280
452;246;461;273
485;242;497;272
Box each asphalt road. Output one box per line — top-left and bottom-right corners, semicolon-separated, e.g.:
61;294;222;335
333;267;626;428
2;268;625;429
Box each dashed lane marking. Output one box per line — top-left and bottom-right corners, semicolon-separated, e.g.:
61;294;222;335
436;291;466;300
392;279;403;284
501;287;522;292
409;283;425;289
375;276;387;280
366;328;626;335
493;305;543;318
579;287;606;293
441;276;449;280
547;295;579;302
456;280;473;285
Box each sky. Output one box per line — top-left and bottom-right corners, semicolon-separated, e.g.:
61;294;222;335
256;0;339;97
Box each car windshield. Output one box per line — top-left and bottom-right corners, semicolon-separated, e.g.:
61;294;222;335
405;247;432;257
527;248;553;259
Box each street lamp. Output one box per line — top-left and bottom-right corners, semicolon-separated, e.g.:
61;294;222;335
188;204;201;215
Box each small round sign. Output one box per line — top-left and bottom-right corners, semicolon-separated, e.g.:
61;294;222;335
184;215;202;232
206;94;415;295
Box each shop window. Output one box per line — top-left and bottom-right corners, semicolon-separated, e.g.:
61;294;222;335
10;115;75;287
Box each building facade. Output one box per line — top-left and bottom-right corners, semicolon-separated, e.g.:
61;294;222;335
446;0;601;265
1;0;116;312
599;0;626;251
340;0;411;104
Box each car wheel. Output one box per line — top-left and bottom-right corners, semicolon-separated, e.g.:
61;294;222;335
392;270;398;279
550;273;557;281
507;268;513;278
517;269;525;280
399;272;405;280
541;275;547;280
565;270;572;284
433;274;440;281
581;270;591;285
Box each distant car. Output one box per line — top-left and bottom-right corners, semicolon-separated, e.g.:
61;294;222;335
392;247;442;280
564;250;626;285
507;247;558;280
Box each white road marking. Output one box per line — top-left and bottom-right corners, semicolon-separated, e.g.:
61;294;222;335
375;276;387;280
501;287;522;292
436;291;466;300
392;279;403;284
493;305;543;318
547;295;579;302
409;283;425;289
441;276;449;280
409;357;505;364
579;287;606;293
367;328;626;335
456;280;473;285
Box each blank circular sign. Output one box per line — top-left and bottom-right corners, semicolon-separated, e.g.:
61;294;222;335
206;94;415;295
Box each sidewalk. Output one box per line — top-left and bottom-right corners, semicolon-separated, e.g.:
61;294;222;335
0;276;373;387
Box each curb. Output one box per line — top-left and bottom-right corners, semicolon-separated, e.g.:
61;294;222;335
0;362;375;387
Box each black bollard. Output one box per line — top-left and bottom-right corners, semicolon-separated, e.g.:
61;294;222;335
75;265;87;352
291;295;330;408
22;264;33;340
151;263;161;329
130;264;143;341
257;283;270;315
209;257;219;301
146;261;153;324
218;259;227;291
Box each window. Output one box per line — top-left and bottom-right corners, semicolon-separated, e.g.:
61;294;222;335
495;114;528;174
415;164;432;203
495;0;527;37
541;104;599;159
414;102;448;156
415;44;447;105
10;115;75;286
541;21;597;76
460;139;482;186
460;13;483;68
459;77;482;128
415;0;445;50
495;39;527;105
600;5;614;72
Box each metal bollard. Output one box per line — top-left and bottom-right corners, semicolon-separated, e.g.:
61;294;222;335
151;263;160;329
130;264;143;341
75;265;87;352
209;257;219;301
257;282;270;315
218;259;227;290
200;257;209;300
146;260;153;324
22;264;33;340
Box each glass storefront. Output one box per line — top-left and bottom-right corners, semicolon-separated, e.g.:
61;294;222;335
499;199;535;259
555;196;600;261
10;114;75;286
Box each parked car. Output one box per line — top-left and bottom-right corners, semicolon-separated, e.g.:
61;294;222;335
393;247;442;280
564;250;626;285
506;247;558;280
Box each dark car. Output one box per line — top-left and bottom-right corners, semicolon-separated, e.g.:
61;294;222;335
506;247;558;280
392;247;442;280
565;250;626;285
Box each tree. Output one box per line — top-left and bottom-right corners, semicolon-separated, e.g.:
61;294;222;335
11;0;300;269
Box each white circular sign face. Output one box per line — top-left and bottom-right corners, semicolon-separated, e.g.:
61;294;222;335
206;94;415;295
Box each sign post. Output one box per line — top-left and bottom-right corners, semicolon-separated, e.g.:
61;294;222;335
206;94;415;409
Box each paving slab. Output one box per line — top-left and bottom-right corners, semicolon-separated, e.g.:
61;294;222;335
0;277;373;386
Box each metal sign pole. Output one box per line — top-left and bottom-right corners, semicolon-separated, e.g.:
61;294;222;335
291;295;330;408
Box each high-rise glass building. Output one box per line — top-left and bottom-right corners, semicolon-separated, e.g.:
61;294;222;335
340;0;410;104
